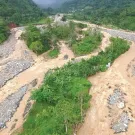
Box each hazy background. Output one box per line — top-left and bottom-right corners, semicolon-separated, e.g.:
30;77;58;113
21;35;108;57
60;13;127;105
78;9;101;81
33;0;70;8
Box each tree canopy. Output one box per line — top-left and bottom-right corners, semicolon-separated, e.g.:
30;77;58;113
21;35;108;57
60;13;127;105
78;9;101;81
0;0;44;25
59;0;135;30
0;18;9;44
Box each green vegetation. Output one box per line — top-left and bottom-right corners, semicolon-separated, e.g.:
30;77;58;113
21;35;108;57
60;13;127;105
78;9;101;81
20;37;130;135
0;0;45;44
48;48;60;58
60;0;135;31
61;15;67;22
72;29;102;56
28;17;54;25
22;25;51;54
51;23;74;40
0;0;44;25
76;23;87;29
29;41;45;54
0;18;9;44
22;22;76;55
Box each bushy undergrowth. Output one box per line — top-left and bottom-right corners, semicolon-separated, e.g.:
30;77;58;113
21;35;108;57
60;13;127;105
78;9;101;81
20;37;129;135
76;23;87;29
22;21;76;55
0;19;9;44
48;48;60;58
72;29;102;56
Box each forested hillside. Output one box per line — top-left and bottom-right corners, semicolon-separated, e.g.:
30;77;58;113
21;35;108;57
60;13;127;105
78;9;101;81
0;0;44;44
0;18;9;44
0;0;44;25
60;0;135;30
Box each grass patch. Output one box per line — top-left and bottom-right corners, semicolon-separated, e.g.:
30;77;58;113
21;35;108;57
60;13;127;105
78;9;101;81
48;48;60;58
25;17;53;26
72;32;102;56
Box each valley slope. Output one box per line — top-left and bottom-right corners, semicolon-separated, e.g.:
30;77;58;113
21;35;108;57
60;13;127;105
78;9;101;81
60;0;135;31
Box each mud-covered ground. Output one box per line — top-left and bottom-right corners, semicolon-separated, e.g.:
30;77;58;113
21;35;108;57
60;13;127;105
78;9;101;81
0;22;135;135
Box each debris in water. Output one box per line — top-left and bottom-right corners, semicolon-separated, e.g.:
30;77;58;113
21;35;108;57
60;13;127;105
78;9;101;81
108;88;133;133
108;89;124;106
112;112;132;133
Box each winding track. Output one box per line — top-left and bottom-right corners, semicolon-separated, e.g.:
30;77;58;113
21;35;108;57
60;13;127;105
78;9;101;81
0;22;135;135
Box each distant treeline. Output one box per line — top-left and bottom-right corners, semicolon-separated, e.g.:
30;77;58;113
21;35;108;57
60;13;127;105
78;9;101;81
58;0;135;31
0;0;45;25
0;0;46;44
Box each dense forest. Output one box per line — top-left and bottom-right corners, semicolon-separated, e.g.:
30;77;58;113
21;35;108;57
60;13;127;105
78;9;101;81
0;0;45;44
0;0;44;25
0;18;9;44
59;0;135;30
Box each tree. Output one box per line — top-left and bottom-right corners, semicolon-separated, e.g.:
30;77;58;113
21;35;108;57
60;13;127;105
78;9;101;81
30;41;44;54
0;18;9;44
55;100;80;134
0;0;44;25
61;15;67;22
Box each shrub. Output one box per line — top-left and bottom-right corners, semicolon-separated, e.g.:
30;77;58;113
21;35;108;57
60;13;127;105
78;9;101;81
23;22;77;55
29;41;44;54
48;48;59;58
72;30;102;56
0;19;9;44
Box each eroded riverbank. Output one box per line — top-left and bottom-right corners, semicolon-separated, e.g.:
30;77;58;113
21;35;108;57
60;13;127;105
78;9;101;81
0;22;135;135
77;43;135;135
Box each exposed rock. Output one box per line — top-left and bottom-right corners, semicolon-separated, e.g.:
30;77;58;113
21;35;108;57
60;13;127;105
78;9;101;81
0;85;28;129
106;62;111;68
108;89;132;133
30;79;38;88
117;102;125;109
23;101;32;118
0;33;16;59
0;59;33;88
102;29;135;42
112;112;132;133
108;89;124;106
64;55;68;60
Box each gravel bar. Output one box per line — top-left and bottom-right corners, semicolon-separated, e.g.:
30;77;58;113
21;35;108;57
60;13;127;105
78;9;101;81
108;89;132;133
0;79;38;129
108;89;124;105
112;112;132;133
0;33;17;59
0;59;33;88
102;29;135;42
0;85;28;129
